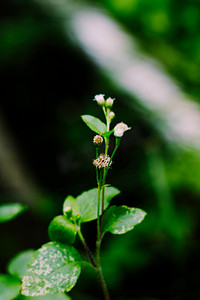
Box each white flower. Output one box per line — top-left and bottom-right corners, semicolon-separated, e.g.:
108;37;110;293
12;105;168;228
94;94;105;106
114;122;131;137
93;153;112;169
106;97;115;107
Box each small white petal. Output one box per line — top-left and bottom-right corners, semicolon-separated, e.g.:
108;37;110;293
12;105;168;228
114;122;131;137
94;94;105;105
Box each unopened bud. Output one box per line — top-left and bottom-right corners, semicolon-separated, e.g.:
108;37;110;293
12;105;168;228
94;94;105;106
108;111;115;120
93;135;103;146
106;97;115;108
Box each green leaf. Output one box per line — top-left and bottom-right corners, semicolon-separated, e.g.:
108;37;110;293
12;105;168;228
7;249;34;280
17;293;71;300
0;274;21;300
21;242;82;296
81;115;107;135
0;203;26;223
77;186;120;222
102;205;147;236
102;129;114;138
48;216;77;245
63;196;80;221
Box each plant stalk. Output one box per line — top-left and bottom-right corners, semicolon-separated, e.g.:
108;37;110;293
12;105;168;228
77;229;96;268
97;184;101;242
96;239;110;300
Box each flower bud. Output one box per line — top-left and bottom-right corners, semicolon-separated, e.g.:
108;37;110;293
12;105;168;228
108;111;115;121
114;122;131;137
105;97;115;108
93;135;103;146
94;94;105;106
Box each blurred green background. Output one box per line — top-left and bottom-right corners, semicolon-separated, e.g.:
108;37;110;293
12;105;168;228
1;0;200;299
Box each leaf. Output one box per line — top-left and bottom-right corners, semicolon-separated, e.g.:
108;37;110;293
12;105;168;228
48;216;77;245
102;205;147;236
81;115;107;135
7;249;34;280
18;293;71;300
63;196;80;221
102;129;114;138
21;242;82;296
77;186;120;222
0;203;26;223
0;274;21;300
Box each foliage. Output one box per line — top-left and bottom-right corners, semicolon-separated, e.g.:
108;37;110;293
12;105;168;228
18;95;146;299
0;203;26;223
0;250;71;300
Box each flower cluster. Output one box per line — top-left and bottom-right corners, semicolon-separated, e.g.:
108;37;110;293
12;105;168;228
92;94;131;169
94;94;115;108
93;154;112;169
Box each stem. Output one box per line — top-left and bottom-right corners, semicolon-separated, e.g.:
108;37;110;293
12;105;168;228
100;139;120;235
96;147;99;184
97;184;101;242
96;239;110;300
105;138;120;179
100;182;105;236
102;106;110;156
77;228;96;268
95;105;112;299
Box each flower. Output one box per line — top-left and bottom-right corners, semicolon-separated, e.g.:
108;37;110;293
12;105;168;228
108;111;115;121
114;122;131;137
93;135;103;145
94;94;105;106
105;97;115;108
93;153;112;169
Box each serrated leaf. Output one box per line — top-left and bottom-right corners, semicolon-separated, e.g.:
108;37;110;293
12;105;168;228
48;216;77;245
63;196;80;221
77;186;120;222
0;274;21;300
102;205;147;236
0;203;26;223
17;293;71;300
81;115;106;135
21;242;82;296
7;249;34;280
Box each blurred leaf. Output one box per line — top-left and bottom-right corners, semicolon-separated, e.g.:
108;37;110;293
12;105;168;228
21;242;82;296
48;216;77;244
77;187;120;222
102;205;146;236
7;249;34;280
0;274;21;300
81;115;106;135
0;203;26;223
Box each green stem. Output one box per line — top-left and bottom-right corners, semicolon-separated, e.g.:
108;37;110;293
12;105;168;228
100;182;105;237
77;228;96;268
96;239;110;300
97;184;101;243
95;105;112;299
105;138;120;179
96;147;99;184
